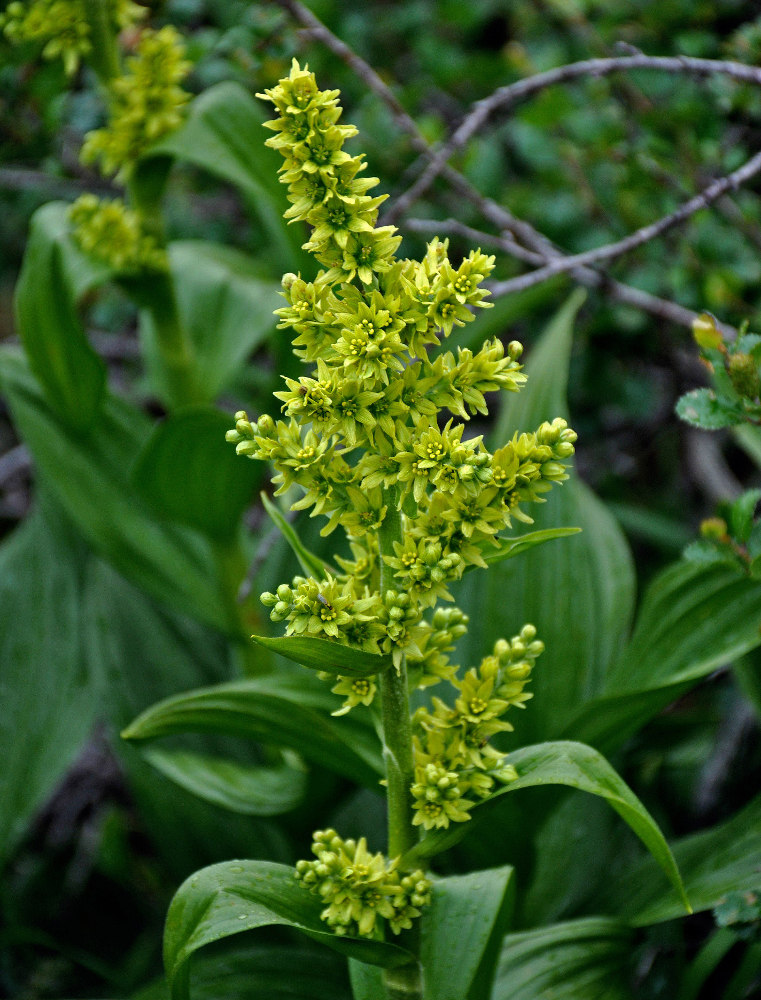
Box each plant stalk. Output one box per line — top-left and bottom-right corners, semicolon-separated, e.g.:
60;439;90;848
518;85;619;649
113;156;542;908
82;0;121;83
378;487;422;997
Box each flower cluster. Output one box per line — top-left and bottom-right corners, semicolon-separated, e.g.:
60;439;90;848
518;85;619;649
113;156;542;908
81;25;190;179
69;194;167;273
295;829;431;938
0;0;143;75
410;625;543;829
229;64;578;937
227;61;576;695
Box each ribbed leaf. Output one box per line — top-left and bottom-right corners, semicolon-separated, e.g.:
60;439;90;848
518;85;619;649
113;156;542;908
566;561;761;753
492;918;634;1000
261;492;332;579
142;748;306;816
15;202;107;429
133;407;262;542
139;242;282;404
250;633;391;677
420;865;515;1000
163;861;413;1000
0;349;231;631
133;944;351;1000
603;793;761;926
478;526;582;568
403;741;689;913
122;675;383;786
0;502;96;862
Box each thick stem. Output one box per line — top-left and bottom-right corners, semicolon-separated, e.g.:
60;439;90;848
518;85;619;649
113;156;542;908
82;0;121;83
377;488;422;998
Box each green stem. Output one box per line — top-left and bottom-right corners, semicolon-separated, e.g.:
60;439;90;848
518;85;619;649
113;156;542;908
378;488;421;998
82;0;121;83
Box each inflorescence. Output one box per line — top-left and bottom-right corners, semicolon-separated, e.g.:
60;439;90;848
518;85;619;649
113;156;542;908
227;60;577;940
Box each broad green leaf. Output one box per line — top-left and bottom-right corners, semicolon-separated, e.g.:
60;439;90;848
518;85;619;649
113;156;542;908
420;865;515;1000
403;741;690;913
142;748;306;816
139;82;309;273
15;202;107;429
132;407;262;542
250;633;391;677
139;242;282;405
492;918;634;1000
164;861;414;1000
478;526;582;568
566;561;761;753
349;961;384;1000
261;492;332;579
122;675;383;786
137;943;351;1000
456;291;636;745
85;557;294;878
734;423;761;470
0;501;96;863
728;488;761;542
604;793;761;927
676;388;745;429
134;943;351;1000
0;349;232;631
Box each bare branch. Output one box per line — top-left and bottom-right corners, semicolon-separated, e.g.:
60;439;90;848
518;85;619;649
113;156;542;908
488;148;761;298
387;53;761;221
270;0;733;331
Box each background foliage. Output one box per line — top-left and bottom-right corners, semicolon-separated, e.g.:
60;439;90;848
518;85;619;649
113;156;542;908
2;1;761;998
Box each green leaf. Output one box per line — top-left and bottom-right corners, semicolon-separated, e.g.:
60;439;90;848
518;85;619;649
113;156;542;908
15;202;107;430
348;961;383;1000
420;865;515;1000
250;633;391;677
139;242;282;404
492;918;634;1000
0;349;232;631
134;943;352;1000
0;501;97;863
163;861;414;1000
728;488;761;543
142;748;306;816
404;741;690;914
140;83;309;273
122;675;383;787
676;388;745;429
133;407;262;542
261;492;332;579
478;526;582;568
457;291;636;745
604;793;761;927
566;560;761;753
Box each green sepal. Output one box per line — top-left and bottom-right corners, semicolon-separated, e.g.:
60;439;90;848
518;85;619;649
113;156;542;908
250;633;391;677
163;861;414;1000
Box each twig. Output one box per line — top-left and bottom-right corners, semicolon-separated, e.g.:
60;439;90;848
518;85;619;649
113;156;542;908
0;166;116;197
269;0;735;331
387;53;761;221
487;148;761;298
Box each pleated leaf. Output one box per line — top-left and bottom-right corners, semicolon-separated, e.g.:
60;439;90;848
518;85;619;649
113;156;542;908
250;633;391;677
122;675;383;786
163;861;414;1000
403;741;689;914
